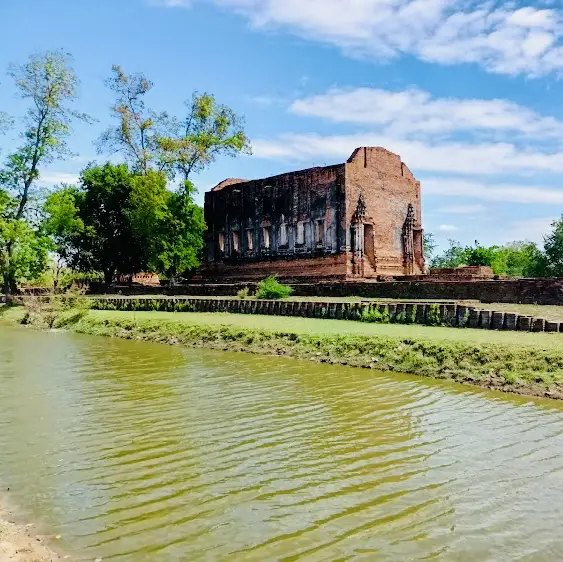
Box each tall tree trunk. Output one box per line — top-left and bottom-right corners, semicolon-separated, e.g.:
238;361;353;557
2;274;17;303
2;244;17;302
104;269;114;285
2;277;10;303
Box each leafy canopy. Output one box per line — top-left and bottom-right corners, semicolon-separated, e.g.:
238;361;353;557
43;164;206;284
0;50;88;293
97;66;251;181
429;237;548;278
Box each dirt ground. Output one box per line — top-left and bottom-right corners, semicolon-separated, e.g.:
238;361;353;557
0;506;63;562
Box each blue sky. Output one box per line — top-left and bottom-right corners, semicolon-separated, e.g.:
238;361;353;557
2;0;563;249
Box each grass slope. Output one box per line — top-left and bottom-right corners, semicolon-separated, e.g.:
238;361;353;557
90;310;563;349
67;310;563;399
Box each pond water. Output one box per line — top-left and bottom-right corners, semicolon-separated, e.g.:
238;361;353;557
2;325;563;560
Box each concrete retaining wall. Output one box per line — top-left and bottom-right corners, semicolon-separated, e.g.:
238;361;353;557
90;297;562;333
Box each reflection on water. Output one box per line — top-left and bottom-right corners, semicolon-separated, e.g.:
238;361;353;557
2;326;563;560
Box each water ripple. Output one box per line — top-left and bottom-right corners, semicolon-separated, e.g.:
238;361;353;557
2;327;563;560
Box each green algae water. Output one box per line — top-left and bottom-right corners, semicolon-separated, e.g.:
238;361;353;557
3;326;563;560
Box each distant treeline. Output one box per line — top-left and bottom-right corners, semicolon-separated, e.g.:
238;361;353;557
424;231;563;278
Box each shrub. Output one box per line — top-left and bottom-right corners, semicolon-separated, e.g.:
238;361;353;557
22;288;92;329
378;305;391;324
360;307;383;323
237;287;250;299
255;276;293;300
427;304;442;326
359;306;392;324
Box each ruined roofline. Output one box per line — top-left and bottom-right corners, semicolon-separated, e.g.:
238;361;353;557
347;146;400;163
209;147;412;193
212;178;248;191
210;162;344;193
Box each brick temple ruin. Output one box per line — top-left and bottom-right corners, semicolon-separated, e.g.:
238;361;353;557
202;147;425;281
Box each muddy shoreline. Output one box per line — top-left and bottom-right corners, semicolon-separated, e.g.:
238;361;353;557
0;504;63;562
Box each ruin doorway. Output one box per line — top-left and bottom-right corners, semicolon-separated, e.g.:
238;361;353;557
364;224;375;269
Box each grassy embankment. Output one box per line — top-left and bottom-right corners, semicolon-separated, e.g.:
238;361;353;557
5;305;563;399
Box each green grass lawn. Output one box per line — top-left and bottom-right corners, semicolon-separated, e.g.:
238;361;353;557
89;310;563;350
0;306;24;322
470;303;563;321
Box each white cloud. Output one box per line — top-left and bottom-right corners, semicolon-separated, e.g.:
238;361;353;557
424;178;563;205
38;172;79;186
202;0;563;77
252;132;563;205
247;95;286;107
437;204;486;214
250;85;563;190
252;132;563;176
291;87;563;140
503;216;557;243
439;224;459;232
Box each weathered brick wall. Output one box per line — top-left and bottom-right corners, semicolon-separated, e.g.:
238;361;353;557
429;266;494;279
200;253;348;281
203;164;347;278
202;147;425;281
345;148;424;277
86;278;563;305
291;279;563;305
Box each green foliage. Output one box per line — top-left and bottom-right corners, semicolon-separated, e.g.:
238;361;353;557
360;307;384;323
0;50;89;295
458;308;471;328
22;288;91;329
158;92;251;181
396;311;406;323
98;67;251;181
175;301;195;313
42;166;206;284
431;238;548;278
237;287;250;299
359;305;392;323
70;163;142;283
43;186;85;279
97;65;166;175
543;215;563;277
147;181;205;282
0;112;12;138
423;232;437;263
465;245;496;267
431;239;468;269
427;304;442;326
1;56;247;293
0;190;50;290
255;276;293;300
